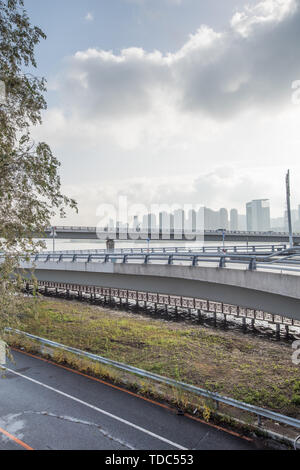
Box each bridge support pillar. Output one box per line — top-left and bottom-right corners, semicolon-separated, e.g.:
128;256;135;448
106;238;115;253
197;310;202;323
276;323;280;340
285;325;289;339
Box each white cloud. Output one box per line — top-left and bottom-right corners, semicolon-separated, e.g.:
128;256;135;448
33;0;300;222
231;0;297;37
57;0;300;123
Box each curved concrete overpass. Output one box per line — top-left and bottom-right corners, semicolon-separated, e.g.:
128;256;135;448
23;260;300;322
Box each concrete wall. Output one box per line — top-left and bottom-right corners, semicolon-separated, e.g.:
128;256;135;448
22;261;300;321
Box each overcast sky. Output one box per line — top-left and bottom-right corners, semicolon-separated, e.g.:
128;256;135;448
25;0;300;224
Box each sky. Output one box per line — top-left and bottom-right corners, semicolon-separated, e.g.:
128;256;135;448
23;0;300;224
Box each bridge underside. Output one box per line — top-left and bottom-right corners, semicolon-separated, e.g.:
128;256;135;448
23;262;300;322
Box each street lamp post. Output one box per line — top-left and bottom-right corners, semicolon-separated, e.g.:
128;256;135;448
286;170;294;249
50;227;57;253
217;228;226;252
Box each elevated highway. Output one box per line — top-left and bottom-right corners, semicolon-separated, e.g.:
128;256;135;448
21;251;300;323
34;226;300;243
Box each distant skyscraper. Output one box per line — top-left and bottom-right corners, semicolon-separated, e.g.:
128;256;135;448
219;208;229;230
186;209;197;231
148;213;157;231
173;209;185;231
170;213;174;230
142;214;148;230
246;199;270;231
204;207;220;230
133;215;139;229
159;211;171;235
230;209;238;231
142;213;157;232
108;218;115;229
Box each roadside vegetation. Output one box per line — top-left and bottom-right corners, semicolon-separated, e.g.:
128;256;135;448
5;296;300;425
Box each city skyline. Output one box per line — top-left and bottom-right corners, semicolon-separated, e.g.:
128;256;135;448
105;198;300;232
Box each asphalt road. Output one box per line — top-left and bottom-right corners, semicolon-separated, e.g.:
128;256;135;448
0;350;262;451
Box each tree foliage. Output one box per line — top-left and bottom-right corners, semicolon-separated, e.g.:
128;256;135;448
0;0;77;333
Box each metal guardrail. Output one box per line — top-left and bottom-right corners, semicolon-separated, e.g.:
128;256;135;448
17;248;300;273
41;244;287;256
6;328;300;431
2;246;300;272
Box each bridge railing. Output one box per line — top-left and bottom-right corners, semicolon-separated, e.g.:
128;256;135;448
19;249;300;273
41;244;287;256
43;226;300;236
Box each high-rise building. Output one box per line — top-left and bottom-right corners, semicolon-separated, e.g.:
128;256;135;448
142;213;157;232
133;215;139;229
148;213;157;231
219;208;229;230
246;199;270;231
173;209;185;231
204;207;220;230
230;209;238;231
186;209;197;232
159;212;171;234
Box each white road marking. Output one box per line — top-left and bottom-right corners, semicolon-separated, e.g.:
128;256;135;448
5;368;188;450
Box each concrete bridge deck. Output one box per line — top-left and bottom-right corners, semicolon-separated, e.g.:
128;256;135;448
34;226;300;243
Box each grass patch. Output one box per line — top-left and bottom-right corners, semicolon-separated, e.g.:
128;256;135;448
6;296;300;419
